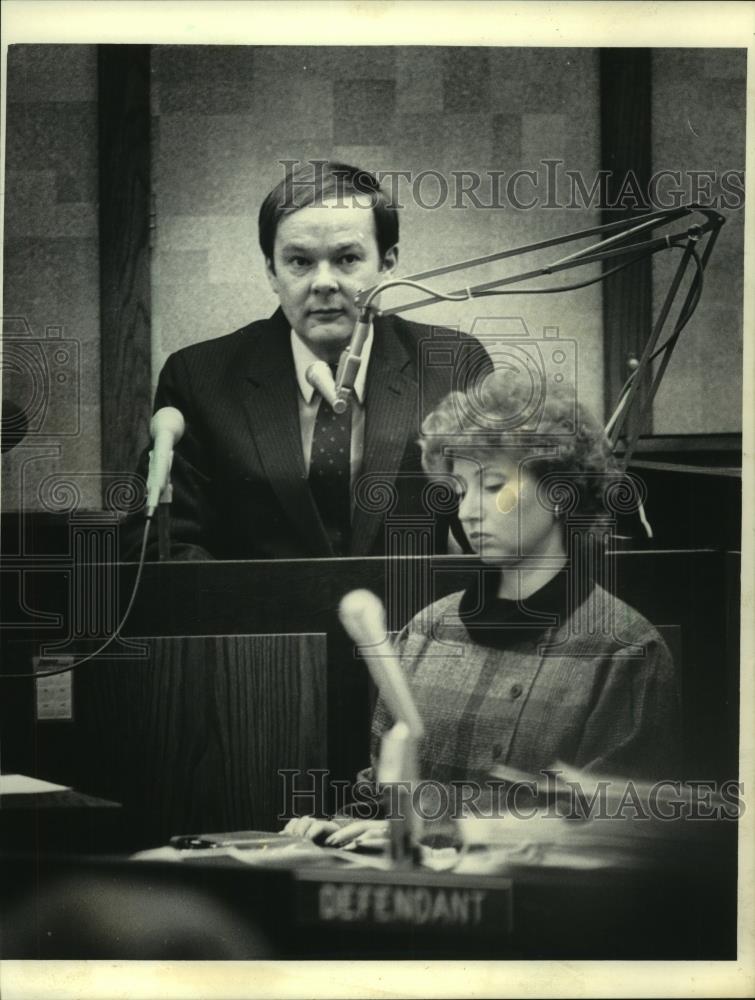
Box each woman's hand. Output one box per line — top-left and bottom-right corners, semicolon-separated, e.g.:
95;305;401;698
281;816;387;847
319;819;387;847
281;816;340;843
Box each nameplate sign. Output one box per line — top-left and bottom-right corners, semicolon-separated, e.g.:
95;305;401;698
293;868;513;934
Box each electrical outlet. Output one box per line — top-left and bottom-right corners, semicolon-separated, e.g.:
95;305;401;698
33;657;74;721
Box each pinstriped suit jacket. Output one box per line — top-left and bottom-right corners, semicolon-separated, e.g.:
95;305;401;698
125;307;490;560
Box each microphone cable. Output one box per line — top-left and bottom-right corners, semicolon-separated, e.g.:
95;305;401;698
1;514;153;680
362;250;663;312
603;244;705;540
370;239;706;544
605;244;705;438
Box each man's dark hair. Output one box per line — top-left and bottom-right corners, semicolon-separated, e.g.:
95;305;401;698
258;160;399;265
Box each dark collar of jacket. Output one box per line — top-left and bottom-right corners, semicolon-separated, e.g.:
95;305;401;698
458;565;598;650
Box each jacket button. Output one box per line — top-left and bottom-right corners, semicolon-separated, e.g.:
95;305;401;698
492;743;503;759
510;683;523;699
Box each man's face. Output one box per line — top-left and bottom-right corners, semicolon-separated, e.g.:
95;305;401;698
265;199;398;362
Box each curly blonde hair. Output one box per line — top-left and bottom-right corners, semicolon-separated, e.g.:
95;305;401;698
420;368;619;520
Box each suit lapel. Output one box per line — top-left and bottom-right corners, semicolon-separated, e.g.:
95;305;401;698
237;310;332;557
351;317;417;556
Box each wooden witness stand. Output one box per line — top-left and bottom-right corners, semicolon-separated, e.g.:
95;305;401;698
0;550;741;958
1;550;739;850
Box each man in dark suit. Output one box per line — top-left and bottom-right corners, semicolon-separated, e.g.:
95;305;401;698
125;161;490;560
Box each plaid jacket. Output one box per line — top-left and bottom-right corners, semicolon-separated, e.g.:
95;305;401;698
366;583;681;788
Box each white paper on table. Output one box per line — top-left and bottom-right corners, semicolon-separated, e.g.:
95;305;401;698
0;773;71;795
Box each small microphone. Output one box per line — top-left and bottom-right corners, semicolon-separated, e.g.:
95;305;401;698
339;589;423;738
305;361;345;413
145;406;185;516
378;720;411;783
341;589;424;861
333;304;373;412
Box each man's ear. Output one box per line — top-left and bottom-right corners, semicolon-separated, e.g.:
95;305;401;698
264;256;279;294
380;245;398;278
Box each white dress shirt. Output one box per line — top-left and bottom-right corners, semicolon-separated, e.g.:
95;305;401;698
290;326;374;487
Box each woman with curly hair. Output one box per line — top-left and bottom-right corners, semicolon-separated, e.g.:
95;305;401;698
384;369;682;786
286;370;681;843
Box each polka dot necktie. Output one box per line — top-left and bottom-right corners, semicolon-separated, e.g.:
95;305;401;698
308;366;353;556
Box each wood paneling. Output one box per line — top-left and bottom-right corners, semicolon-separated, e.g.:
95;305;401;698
599;49;653;431
98;45;152;479
73;633;327;845
2;552;740;820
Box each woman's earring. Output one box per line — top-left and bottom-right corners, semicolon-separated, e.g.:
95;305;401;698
554;503;561;519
